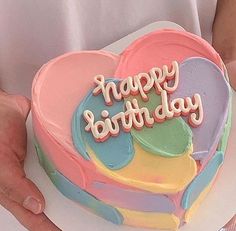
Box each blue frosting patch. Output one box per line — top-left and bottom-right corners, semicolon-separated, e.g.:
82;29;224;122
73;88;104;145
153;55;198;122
181;151;224;209
34;142;124;225
72;79;134;170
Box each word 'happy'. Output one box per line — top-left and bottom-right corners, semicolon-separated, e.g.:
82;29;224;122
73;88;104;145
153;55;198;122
83;61;203;142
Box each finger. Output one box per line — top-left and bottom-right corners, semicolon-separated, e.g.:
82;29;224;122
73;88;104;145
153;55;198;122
0;151;45;214
0;93;31;120
0;108;28;163
12;94;31;119
0;192;61;231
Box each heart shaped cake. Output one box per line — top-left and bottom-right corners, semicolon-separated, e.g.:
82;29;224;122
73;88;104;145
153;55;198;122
32;29;232;230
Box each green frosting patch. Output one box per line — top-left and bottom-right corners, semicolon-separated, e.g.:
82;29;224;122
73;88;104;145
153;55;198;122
125;89;192;157
34;141;55;174
218;87;233;153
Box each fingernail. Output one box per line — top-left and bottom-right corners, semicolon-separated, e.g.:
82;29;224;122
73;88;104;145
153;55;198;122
23;196;42;214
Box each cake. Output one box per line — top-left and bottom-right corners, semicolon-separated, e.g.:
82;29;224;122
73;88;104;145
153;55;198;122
32;29;232;230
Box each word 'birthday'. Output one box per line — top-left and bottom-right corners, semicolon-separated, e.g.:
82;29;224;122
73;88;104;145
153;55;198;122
83;61;204;142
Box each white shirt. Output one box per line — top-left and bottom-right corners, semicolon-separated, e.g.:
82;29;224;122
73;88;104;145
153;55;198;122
0;0;217;97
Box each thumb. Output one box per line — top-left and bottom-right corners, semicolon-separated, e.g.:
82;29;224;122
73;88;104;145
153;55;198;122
7;94;31;120
13;94;31;119
0;151;45;214
0;90;31;120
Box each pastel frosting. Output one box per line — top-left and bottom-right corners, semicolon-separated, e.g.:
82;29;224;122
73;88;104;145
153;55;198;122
182;151;224;209
32;29;231;230
86;143;196;194
35;141;181;230
170;58;229;163
126;89;193;157
72;79;134;170
34;142;124;225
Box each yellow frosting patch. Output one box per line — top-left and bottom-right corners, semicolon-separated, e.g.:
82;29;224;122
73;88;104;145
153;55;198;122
87;142;197;194
118;207;180;230
184;180;214;223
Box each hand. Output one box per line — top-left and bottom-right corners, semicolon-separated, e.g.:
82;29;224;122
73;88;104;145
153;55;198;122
0;90;61;231
225;60;236;91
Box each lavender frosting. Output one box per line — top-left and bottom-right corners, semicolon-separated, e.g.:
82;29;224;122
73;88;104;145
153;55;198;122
170;57;230;163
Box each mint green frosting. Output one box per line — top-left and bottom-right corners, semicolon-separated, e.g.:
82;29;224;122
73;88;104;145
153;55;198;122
125;89;192;157
218;82;233;153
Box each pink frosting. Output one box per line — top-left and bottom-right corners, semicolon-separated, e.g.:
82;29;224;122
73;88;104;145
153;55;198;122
115;29;222;78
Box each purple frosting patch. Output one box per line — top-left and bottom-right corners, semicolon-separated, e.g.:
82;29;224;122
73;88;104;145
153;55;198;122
170;57;230;163
91;181;176;213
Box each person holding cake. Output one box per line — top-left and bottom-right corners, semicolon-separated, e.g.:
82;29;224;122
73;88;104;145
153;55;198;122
0;0;235;230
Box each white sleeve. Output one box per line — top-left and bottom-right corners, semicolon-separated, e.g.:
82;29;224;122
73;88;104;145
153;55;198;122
0;0;217;97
